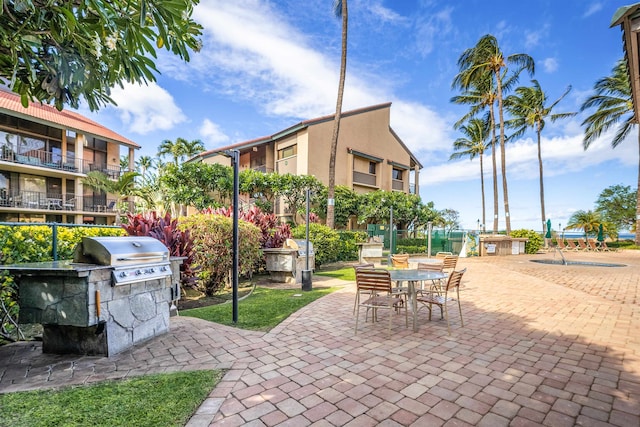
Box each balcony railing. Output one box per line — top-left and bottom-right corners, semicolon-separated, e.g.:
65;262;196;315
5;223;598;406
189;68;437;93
353;171;377;186
0;147;121;178
392;179;404;191
0;190;122;214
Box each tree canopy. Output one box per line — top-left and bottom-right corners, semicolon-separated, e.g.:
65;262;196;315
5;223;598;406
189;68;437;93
0;0;202;111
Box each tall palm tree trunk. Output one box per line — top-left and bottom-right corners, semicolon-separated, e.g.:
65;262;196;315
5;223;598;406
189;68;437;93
496;75;511;234
537;125;546;235
480;152;486;232
326;0;348;229
490;106;499;233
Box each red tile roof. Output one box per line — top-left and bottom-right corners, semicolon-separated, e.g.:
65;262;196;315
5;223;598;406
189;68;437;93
0;89;139;148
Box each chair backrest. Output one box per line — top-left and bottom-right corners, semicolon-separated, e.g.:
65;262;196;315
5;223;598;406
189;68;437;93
444;268;466;293
417;262;443;272
355;269;392;294
442;255;458;271
577;239;588;249
435;251;452;259
391;254;409;269
352;263;374;271
567;240;578;249
587;239;598;250
556;239;566;249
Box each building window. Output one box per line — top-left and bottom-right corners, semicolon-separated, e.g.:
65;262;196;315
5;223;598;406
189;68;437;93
392;168;403;181
369;161;376;174
277;145;297;159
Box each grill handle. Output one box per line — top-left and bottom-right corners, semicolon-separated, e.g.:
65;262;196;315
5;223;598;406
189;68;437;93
116;255;166;261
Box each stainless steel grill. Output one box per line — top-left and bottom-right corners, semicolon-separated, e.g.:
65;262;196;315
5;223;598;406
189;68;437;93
73;236;172;285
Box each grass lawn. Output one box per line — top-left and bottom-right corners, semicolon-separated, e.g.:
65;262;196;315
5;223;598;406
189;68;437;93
181;286;340;330
0;370;222;427
315;267;356;281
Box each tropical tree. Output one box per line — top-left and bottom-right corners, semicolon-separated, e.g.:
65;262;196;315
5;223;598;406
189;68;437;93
595;184;637;231
158;138;184;165
82;170;139;224
581;59;640;245
505;80;576;235
136;156;156;179
181;139;206;160
0;0;202;111
450;118;490;232
453;34;535;235
326;0;348;229
566;210;602;239
451;73;499;233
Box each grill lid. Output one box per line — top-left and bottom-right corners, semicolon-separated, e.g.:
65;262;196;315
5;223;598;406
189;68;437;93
73;236;170;266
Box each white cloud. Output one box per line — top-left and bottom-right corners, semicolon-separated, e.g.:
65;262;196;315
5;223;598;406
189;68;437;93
583;2;603;18
542;57;558;73
108;83;186;134
422;127;637;187
200;119;230;146
414;7;453;57
365;1;406;24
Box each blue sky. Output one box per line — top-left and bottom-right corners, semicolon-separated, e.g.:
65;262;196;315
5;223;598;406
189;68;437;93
85;0;637;232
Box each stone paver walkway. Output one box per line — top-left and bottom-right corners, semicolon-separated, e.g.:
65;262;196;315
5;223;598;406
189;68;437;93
1;250;639;426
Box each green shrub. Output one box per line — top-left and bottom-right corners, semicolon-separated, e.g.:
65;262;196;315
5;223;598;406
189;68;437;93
337;230;368;261
396;237;425;247
510;229;543;254
179;214;262;295
291;224;341;266
396;245;425;254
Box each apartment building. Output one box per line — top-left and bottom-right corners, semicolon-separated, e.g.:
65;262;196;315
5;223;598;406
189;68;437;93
194;102;422;224
0;89;138;224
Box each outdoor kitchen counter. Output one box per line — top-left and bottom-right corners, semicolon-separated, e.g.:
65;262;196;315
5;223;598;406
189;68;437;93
2;260;111;275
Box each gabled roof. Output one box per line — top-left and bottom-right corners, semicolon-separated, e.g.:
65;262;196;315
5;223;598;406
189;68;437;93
196;102;421;169
0;89;139;148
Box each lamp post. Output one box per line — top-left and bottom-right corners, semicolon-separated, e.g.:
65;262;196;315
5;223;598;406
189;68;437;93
218;149;240;324
301;188;312;291
427;221;433;258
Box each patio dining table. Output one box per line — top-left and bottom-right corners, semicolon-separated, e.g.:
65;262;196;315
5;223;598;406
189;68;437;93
389;269;447;332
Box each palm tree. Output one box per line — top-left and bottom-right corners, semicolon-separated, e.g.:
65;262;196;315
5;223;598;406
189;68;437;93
566;209;602;239
451;72;500;233
581;59;640;246
181;139;205;161
82;170;139;225
136;155;155;178
449;118;490;232
453;34;534;235
158;138;191;164
505;80;576;235
326;0;348;229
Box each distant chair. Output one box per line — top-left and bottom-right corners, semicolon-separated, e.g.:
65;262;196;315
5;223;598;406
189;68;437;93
600;241;617;252
556;239;568;251
576;239;589;251
435;252;452;259
587;239;600;252
391;254;409;269
566;240;580;251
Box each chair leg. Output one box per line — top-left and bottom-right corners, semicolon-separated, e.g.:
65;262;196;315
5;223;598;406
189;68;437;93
457;293;464;327
355;304;360;334
444;303;450;335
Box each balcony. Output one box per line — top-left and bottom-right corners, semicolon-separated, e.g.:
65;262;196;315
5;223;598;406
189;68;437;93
0;190;122;214
353;171;377;187
0;147;121;178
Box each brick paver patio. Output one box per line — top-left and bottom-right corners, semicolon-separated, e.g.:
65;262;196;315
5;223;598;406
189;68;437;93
1;250;639;426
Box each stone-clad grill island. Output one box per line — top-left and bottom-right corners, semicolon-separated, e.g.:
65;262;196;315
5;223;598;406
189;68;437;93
4;236;183;356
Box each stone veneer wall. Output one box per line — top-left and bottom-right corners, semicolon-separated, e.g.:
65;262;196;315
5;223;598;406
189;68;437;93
18;258;183;356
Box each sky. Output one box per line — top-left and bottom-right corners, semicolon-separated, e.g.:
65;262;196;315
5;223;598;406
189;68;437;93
84;0;638;232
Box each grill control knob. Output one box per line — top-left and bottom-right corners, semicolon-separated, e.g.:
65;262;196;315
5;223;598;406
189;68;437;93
135;269;142;276
160;266;168;272
119;271;129;278
148;268;156;274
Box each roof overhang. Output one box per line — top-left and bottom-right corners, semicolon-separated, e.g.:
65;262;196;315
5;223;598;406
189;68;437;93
612;3;640;124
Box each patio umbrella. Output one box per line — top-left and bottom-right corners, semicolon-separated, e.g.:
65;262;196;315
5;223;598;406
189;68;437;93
597;223;604;242
545;219;552;238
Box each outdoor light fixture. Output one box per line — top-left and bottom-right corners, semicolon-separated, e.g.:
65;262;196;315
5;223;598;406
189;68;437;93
301;188;312;291
216;149;240;323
